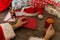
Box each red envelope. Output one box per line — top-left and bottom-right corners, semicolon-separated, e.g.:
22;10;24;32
23;18;37;30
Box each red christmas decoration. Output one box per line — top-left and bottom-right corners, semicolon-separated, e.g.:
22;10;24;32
0;0;12;12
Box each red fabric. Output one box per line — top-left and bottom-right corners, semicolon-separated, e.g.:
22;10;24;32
0;0;12;12
15;6;44;15
23;18;37;30
34;6;44;15
0;26;5;40
30;0;48;7
38;8;44;15
22;6;44;15
24;7;35;13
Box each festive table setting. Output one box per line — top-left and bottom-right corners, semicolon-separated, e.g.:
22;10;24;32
0;0;60;40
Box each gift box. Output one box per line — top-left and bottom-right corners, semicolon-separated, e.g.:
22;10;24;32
23;18;37;30
15;16;37;30
12;0;30;10
45;4;60;18
54;0;60;4
45;5;57;15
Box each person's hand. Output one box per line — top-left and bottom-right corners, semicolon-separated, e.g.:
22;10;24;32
44;24;55;40
10;7;15;15
16;17;27;27
12;17;27;29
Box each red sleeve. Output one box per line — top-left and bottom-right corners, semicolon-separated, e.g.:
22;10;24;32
0;26;5;40
0;0;12;12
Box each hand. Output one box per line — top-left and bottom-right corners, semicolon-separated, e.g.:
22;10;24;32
12;17;27;29
44;24;55;40
16;17;27;27
10;7;14;15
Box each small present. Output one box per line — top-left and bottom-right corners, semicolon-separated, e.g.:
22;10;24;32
12;0;30;10
23;17;37;30
54;0;60;4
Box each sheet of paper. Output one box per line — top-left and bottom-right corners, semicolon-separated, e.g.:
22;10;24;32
3;11;15;22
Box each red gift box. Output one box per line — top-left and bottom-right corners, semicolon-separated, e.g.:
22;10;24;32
16;16;37;30
23;17;37;30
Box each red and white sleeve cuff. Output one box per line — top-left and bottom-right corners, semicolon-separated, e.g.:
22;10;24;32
29;37;45;40
0;23;15;40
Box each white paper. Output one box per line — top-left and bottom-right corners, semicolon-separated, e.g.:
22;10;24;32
3;11;15;22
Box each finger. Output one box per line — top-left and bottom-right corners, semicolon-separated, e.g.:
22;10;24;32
22;21;28;24
48;24;53;29
9;7;14;10
51;26;54;29
51;27;54;32
12;7;14;9
21;17;27;19
20;17;27;20
9;7;11;9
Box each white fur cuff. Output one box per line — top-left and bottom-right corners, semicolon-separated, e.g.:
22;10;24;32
29;37;45;40
0;23;15;40
38;15;43;19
